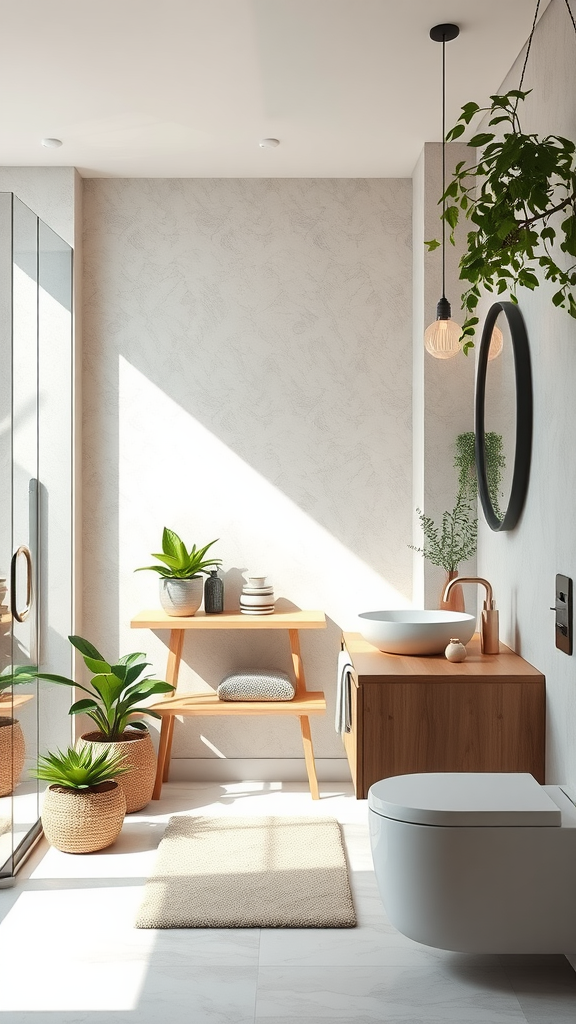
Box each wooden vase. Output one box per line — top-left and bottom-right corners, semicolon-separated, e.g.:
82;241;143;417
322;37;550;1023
440;570;465;613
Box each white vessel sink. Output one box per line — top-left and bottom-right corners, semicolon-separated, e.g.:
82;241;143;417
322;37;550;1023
358;610;476;656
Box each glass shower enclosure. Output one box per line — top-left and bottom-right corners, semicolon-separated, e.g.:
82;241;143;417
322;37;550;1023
0;194;74;881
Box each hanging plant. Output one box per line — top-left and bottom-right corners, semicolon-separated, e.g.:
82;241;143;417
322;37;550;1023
425;0;576;352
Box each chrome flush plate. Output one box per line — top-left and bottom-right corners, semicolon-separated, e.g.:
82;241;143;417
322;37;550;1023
552;574;573;656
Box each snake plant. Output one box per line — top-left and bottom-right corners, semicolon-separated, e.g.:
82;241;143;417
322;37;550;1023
135;527;221;579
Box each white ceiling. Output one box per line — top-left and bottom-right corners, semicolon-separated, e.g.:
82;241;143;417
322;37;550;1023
0;0;550;178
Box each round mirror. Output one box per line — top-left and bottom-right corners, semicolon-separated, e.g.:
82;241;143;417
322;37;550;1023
474;301;533;531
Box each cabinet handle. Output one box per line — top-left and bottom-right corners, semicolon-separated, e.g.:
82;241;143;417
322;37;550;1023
10;545;33;623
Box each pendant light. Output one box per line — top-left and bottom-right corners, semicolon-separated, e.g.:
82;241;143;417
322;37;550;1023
424;24;462;359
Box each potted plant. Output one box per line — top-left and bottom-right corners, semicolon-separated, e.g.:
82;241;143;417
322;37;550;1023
33;745;128;853
426;90;576;351
412;432;504;608
0;665;38;797
27;636;173;812
136;527;222;616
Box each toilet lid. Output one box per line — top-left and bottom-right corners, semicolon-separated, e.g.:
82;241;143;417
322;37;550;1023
368;773;562;826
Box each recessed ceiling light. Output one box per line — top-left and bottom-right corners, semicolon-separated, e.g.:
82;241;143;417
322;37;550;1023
41;138;62;148
259;138;280;148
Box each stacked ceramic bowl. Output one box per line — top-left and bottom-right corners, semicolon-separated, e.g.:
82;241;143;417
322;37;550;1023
240;575;275;615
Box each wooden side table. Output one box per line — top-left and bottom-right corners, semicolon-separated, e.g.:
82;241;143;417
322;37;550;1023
131;609;327;799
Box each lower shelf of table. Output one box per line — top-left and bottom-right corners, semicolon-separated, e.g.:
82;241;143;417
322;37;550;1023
148;692;326;717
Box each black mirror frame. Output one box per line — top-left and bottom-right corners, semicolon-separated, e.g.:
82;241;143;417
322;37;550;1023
474;301;533;532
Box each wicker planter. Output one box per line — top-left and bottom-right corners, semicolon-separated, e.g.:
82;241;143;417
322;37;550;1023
41;781;126;853
0;718;25;797
79;730;157;813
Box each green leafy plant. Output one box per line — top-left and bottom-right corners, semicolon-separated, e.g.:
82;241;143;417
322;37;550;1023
454;431;505;518
32;745;128;791
135;527;221;579
19;636;173;741
426;90;576;352
412;490;478;573
0;664;38;694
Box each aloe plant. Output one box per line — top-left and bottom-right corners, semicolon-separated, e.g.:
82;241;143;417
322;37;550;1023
8;635;173;741
32;745;128;790
135;527;221;579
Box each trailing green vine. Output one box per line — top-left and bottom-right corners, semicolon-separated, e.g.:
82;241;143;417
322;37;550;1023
426;90;576;353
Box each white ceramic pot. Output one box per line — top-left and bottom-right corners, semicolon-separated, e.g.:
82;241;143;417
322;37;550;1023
160;577;204;616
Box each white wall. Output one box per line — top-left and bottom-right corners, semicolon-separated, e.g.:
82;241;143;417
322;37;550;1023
477;0;576;785
82;177;412;776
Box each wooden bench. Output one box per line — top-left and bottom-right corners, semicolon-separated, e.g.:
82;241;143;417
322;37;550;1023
130;609;327;799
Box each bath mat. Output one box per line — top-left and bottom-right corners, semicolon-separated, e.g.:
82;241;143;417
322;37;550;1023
135;814;356;929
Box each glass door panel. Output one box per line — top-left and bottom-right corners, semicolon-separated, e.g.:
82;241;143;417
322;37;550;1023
38;220;73;764
10;197;39;860
0;195;13;879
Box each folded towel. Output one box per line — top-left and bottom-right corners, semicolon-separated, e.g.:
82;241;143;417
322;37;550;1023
335;649;354;735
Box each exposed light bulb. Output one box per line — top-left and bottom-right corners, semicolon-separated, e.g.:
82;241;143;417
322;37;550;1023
487;324;504;360
424;317;461;359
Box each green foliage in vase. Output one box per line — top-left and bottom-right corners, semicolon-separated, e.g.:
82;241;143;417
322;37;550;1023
412;490;478;573
12;635;173;741
32;745;128;791
135;527;222;579
425;91;576;352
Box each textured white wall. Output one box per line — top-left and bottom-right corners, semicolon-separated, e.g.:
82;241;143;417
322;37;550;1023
82;177;412;766
477;0;576;785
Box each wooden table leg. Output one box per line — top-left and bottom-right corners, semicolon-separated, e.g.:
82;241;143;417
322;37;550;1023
299;715;320;800
289;628;320;798
162;717;176;782
153;629;184;799
153;715;172;800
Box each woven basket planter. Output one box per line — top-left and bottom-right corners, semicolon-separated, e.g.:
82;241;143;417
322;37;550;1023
42;781;126;854
79;730;157;813
0;718;25;797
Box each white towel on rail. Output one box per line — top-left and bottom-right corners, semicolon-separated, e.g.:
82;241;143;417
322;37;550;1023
335;649;353;735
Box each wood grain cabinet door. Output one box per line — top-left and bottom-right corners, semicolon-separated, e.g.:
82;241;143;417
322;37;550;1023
361;679;545;797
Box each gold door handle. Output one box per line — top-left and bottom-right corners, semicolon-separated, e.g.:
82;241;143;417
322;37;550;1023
10;545;32;623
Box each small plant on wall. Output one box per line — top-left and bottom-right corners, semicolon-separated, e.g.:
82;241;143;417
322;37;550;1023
426;85;576;350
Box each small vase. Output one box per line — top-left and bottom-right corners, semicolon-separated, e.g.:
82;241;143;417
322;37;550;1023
204;570;224;614
440;570;465;613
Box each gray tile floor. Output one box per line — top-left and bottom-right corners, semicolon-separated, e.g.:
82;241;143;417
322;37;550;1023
0;781;575;1023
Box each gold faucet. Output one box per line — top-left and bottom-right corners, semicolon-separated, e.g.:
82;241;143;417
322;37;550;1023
443;576;500;654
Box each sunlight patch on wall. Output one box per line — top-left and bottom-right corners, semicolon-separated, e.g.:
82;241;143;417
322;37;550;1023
120;356;409;633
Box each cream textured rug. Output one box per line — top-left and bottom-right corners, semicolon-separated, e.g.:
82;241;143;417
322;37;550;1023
135;815;356;929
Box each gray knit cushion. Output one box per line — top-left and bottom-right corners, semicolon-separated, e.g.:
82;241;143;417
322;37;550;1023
217;670;295;702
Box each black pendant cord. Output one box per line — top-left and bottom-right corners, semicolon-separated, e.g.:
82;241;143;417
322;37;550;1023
429;22;459;322
441;32;446;303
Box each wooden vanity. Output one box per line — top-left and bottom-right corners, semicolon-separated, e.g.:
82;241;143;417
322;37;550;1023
342;633;545;799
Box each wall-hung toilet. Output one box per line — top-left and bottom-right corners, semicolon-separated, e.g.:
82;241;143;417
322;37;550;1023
369;772;576;953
